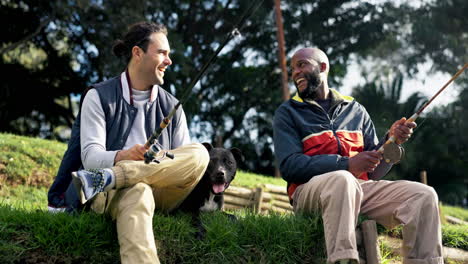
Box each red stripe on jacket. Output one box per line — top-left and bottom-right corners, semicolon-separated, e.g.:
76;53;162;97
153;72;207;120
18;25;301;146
302;131;337;156
288;130;368;201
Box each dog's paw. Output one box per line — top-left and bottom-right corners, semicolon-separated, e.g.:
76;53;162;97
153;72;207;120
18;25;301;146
223;212;237;222
195;225;207;240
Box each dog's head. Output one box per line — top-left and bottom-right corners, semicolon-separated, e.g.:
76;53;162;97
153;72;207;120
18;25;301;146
202;142;243;194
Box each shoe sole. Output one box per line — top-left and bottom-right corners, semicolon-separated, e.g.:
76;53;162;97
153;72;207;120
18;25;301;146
72;172;88;204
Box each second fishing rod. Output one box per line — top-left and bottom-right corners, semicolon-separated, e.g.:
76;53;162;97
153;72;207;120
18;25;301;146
378;63;468;164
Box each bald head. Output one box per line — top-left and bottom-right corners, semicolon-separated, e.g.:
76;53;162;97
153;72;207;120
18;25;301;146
292;48;330;74
291;47;330;100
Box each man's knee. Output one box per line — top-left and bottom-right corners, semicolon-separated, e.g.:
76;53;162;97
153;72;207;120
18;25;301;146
185;143;210;170
122;183;156;213
190;143;210;169
413;182;439;205
327;170;359;187
181;143;210;186
316;170;362;202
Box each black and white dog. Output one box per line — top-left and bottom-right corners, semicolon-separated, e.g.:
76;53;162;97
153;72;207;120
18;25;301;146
177;142;243;213
176;143;243;238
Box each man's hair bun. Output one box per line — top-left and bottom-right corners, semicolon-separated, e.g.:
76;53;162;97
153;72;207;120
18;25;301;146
112;39;129;58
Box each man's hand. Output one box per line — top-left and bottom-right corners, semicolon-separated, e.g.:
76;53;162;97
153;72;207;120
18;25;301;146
348;151;382;177
390;117;417;144
114;144;148;164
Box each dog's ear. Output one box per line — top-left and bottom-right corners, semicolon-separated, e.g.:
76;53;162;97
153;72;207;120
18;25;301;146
202;142;213;152
230;148;244;164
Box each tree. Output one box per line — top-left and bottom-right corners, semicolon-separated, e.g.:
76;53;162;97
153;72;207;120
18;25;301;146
353;72;468;205
0;0;151;138
1;0;403;174
354;0;468;80
403;94;468;205
1;1;82;137
407;0;468;75
349;0;468;204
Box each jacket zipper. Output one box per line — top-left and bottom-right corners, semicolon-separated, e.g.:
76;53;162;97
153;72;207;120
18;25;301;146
326;105;343;155
311;100;344;156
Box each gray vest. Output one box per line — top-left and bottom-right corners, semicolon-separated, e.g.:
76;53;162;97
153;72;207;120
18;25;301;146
48;76;182;209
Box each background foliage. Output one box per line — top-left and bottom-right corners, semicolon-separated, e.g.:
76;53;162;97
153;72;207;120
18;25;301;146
0;0;467;205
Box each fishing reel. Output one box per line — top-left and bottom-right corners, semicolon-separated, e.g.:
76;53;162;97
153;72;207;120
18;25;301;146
144;141;175;164
382;142;404;164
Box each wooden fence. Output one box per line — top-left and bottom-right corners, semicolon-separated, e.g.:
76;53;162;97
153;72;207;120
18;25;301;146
223;184;293;214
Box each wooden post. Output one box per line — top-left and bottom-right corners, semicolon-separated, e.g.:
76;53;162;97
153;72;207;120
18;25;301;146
253;187;264;214
361;220;381;264
355;227;367;264
273;0;288;179
273;0;289;101
420;170;427;185
419;171;446;224
214;135;223;148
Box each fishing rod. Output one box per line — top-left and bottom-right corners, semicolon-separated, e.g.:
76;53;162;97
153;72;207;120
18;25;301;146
379;63;468;163
144;0;265;163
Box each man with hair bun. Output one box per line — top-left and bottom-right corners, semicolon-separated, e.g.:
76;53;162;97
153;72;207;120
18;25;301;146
48;22;209;263
273;47;443;264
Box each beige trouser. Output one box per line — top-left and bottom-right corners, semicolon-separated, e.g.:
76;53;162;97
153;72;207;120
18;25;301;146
90;143;209;264
293;170;443;264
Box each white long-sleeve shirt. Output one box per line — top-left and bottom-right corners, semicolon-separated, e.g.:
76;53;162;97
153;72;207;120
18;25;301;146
80;72;191;169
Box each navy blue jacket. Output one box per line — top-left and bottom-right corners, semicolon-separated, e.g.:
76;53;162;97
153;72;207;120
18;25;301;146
47;76;184;210
273;90;392;200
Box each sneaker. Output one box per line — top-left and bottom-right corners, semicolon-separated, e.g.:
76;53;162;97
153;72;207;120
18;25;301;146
72;169;113;204
47;205;67;213
336;260;358;264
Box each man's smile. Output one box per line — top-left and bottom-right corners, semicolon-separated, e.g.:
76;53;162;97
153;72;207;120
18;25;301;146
295;77;307;90
295;77;306;85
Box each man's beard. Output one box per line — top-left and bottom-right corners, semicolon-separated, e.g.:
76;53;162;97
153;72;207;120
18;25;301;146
297;70;321;100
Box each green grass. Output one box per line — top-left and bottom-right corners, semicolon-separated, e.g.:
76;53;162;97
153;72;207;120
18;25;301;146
379;239;401;264
0;185;48;211
0;133;66;187
442;224;468;250
1;133;467;263
2;184;467;264
0;203;327;263
234;170;286;188
0;205;120;263
442;204;468;221
379;221;468;251
0;132;284;190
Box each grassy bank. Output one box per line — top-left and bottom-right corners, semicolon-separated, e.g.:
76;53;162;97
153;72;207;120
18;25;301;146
0;133;326;263
0;132;283;190
0;203;327;263
0;133;66;187
1;133;467;263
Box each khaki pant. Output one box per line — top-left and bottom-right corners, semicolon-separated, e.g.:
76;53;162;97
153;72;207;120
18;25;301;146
293;170;443;264
90;143;209;264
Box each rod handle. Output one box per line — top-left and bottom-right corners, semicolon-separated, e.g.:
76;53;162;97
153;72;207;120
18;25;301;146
377;113;419;154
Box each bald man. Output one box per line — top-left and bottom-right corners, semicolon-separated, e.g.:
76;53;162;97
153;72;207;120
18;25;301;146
273;48;443;264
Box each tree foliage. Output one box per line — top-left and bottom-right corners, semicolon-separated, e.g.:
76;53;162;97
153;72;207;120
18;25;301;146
407;0;468;75
1;0;396;170
353;73;468;205
1;0;466;204
351;0;468;205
